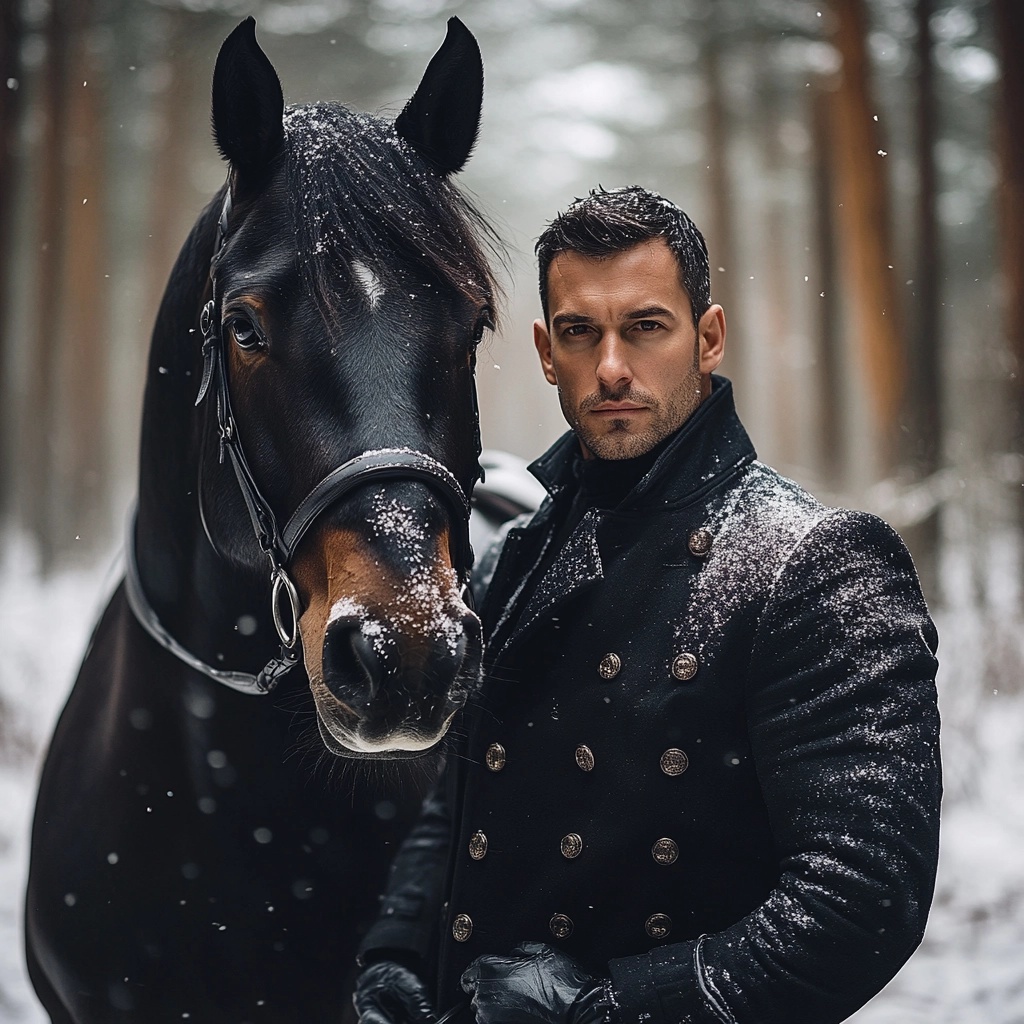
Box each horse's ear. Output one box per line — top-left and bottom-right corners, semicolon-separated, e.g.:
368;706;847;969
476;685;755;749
395;17;483;176
211;18;284;184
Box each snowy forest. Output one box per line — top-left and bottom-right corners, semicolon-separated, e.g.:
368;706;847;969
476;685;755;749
1;0;1022;1019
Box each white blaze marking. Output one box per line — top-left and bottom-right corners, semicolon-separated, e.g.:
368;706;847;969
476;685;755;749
352;260;384;309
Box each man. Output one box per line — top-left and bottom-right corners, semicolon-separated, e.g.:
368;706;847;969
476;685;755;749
353;187;941;1024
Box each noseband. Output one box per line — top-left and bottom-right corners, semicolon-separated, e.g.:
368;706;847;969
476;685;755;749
126;187;480;695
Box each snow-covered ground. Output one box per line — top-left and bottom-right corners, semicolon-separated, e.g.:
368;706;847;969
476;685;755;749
0;536;123;1023
2;532;1023;1022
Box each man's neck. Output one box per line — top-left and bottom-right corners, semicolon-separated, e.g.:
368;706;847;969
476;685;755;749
573;430;676;511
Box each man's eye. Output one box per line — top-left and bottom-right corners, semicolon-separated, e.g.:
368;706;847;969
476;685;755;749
227;316;264;351
564;324;590;338
635;320;662;332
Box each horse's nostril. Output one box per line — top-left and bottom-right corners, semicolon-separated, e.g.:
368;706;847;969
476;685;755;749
320;610;480;717
350;630;384;700
321;619;386;706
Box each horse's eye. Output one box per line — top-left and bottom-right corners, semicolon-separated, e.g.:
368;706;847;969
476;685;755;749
226;316;264;352
472;310;495;344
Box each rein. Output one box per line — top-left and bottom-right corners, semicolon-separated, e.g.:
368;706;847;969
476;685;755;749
126;186;480;694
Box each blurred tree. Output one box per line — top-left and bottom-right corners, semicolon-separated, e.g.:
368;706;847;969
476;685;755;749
54;0;111;560
900;0;942;597
143;8;208;324
812;82;846;489
994;0;1024;481
703;25;738;371
755;59;798;463
827;0;906;468
0;0;25;514
20;0;112;568
23;0;72;567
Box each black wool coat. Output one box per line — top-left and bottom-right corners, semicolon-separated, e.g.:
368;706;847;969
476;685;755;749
360;378;941;1024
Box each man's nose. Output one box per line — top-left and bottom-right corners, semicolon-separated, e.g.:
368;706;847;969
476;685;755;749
595;334;632;389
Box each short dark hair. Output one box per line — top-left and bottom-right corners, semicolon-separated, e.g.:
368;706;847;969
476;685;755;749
535;186;711;326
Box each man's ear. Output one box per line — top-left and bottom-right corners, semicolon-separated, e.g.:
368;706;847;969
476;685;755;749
698;304;726;374
533;319;557;386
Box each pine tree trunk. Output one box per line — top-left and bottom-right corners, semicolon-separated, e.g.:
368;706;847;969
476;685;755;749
0;0;24;516
755;65;797;468
994;0;1024;476
896;0;942;602
811;84;845;490
22;0;71;566
827;0;906;470
703;29;740;389
143;9;201;318
55;0;110;561
908;0;941;469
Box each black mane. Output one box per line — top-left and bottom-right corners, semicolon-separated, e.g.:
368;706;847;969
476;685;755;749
283;103;499;319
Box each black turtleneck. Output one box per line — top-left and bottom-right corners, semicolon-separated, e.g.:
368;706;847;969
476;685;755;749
574;433;672;511
531;430;676;591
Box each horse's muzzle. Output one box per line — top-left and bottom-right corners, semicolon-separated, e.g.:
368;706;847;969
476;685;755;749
314;610;481;757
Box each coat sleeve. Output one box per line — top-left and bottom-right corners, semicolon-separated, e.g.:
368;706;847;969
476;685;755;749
357;773;452;969
607;510;941;1024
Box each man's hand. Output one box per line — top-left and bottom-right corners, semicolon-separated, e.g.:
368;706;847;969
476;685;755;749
460;942;615;1024
353;959;437;1024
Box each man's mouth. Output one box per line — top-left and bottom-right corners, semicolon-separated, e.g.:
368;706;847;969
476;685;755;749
591;402;647;416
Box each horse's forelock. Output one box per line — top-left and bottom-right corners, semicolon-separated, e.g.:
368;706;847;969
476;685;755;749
282;103;499;322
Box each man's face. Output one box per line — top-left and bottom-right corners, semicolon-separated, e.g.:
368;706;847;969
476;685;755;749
533;238;726;460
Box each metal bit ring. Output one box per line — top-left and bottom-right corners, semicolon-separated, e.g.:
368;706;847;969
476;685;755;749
271;567;301;648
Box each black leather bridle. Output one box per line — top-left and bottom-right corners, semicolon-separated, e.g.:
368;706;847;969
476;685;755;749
126;186;481;694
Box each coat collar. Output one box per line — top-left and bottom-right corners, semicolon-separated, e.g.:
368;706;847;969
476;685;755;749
486;377;756;659
527;375;756;513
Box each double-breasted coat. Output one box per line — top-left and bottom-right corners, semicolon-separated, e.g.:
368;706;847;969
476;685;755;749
360;378;941;1024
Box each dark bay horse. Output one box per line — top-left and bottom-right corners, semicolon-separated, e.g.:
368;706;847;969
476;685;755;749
26;17;501;1022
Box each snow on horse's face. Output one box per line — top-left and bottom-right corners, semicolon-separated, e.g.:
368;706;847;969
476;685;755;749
203;19;493;757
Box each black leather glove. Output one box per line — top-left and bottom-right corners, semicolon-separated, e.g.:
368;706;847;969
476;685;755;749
353;958;437;1024
461;942;616;1024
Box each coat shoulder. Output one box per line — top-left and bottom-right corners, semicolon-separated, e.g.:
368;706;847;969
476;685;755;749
676;463;926;667
761;502;936;653
700;460;832;586
672;463;831;666
721;462;917;570
700;462;925;620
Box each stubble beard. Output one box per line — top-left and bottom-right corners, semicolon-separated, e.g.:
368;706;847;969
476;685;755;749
563;365;705;461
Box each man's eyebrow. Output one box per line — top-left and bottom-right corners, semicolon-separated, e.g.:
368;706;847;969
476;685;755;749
551;312;594;329
624;305;676;320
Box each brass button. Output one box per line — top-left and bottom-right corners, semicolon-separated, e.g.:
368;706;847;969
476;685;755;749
688;528;713;557
560;833;583;859
549;913;573;939
598;653;622;680
660;748;689;776
645;913;672;939
575;744;595;772
651;838;679;865
485;743;506;772
468;831;488;860
671;652;698;681
452;913;473;942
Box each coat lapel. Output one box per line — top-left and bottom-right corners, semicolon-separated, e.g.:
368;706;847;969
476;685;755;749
482;377;757;664
493;509;604;660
